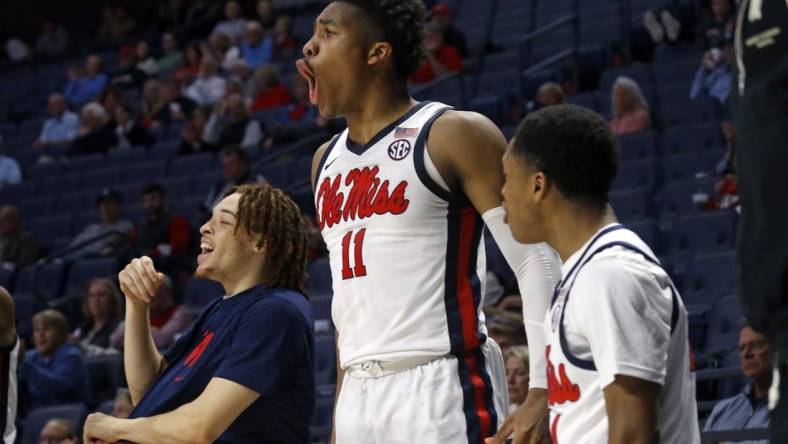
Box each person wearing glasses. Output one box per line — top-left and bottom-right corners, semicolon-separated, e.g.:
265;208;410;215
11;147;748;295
703;320;771;443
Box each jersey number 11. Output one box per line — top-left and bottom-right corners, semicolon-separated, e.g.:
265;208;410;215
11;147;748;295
341;229;367;280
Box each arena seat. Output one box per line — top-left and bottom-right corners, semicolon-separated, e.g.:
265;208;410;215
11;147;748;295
183;277;224;309
662;123;723;156
64;257;119;297
667;211;737;259
20;403;88;444
658;177;719;220
14;263;67;303
611;158;658;192
170;152;216;176
314;335;337;387
661;152;723;184
682;251;737;309
609;187;649;223
307;258;332;297
625;219;660;253
618;129;659;161
84;354;126;408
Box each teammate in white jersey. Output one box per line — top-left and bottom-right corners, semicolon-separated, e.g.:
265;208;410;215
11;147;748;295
298;1;560;443
0;287;19;444
492;105;700;443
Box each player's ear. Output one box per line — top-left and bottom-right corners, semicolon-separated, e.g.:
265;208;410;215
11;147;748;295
251;238;267;253
532;171;548;202
367;41;393;66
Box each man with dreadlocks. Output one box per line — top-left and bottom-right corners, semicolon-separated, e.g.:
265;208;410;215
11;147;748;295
82;184;315;444
300;1;559;443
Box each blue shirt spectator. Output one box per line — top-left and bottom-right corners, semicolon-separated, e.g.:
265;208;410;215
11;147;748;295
64;55;108;107
35;93;80;147
240;21;273;71
690;42;733;104
212;1;246;41
130;284;315;443
0;136;21;187
23;310;86;409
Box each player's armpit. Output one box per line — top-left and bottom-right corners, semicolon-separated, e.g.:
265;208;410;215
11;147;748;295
311;138;334;191
603;374;661;444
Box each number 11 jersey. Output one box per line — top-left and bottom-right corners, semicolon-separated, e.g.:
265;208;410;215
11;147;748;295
315;101;489;368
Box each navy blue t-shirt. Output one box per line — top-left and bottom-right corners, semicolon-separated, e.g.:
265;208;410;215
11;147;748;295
130;284;315;443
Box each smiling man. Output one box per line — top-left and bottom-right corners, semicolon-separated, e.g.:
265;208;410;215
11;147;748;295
83;184;315;444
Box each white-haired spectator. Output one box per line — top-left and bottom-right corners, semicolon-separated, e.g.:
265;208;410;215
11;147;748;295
505;346;530;414
72;102;118;155
34;94;80;148
0;140;21;188
212;0;246;41
609;76;652;135
185;58;227;106
240;20;273;71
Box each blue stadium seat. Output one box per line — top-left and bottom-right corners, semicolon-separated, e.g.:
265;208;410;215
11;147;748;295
122;161;168;184
704;294;743;355
84;354;125;408
0;266;14;290
20;403;88;444
314;335;336;387
107;147;147;165
54;191;95;215
170;152;216;176
148;140;181;159
567;91;599;112
171;195;205;226
668;211;738;258
611;159;657;192
311;296;332;322
68;153;106;171
609;187;649;222
13;292;34;338
683;251;737;309
30;214;73;248
307;258;332;296
618;129;659;161
660;100;721;128
80;167;122;190
19;196;53;220
183;277;224;309
72;211;100;232
97;399;115;415
662;124;723;155
658;177;719;220
160;177;192;200
661;152;723;184
64;257;118;297
39;174;79;195
259;161;292;188
469;95;503;125
626;219;660;254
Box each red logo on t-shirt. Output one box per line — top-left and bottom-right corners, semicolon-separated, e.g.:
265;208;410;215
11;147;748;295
546;346;581;406
184;331;214;368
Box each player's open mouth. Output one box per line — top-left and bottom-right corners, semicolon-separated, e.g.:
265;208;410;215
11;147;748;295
199;242;215;259
296;58;319;106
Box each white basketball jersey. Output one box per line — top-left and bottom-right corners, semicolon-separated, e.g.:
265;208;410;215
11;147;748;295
544;225;699;443
315;101;488;367
2;336;19;444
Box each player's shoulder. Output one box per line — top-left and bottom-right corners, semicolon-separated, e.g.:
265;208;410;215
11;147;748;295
429;109;504;146
311;134;341;184
246;289;313;326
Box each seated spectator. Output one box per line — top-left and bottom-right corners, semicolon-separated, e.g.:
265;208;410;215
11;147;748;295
281;74;319;124
202;32;241;72
99;87;124;128
22;309;85;409
110;275;193;350
130;183;193;259
505;345;530;414
0;138;21;188
2;34;30;63
178;106;216;156
67;189;132;260
0;206;39;266
256;0;278;31
240;21;274;71
698;0;735;50
409;24;463;84
136;41;159;76
38;419;78;444
525;82;566;114
114;103;154;149
273;15;298;61
97;5;138;43
34;94;80;148
203;147;263;212
174;43;202;86
154;79;197;127
35;17;69;57
486;311;526;350
111;388;133;419
109;45;148;91
185;58;227;106
204;93;263;152
430;3;467;58
251;65;292;111
704;321;771;441
71;102;118;155
156;32;184;75
690;37;733;104
212;0;246;41
140;80;166;128
72;278;123;356
64;55;108;107
609;76;652;135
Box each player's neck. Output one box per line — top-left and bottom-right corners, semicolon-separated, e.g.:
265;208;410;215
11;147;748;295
344;82;414;145
549;204;618;263
220;265;267;297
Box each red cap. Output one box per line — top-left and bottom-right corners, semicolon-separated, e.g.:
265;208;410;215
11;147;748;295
432;3;451;15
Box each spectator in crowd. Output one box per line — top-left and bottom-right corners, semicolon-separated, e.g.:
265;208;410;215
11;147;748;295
178;106;216;156
212;0;246;41
136;41;159;76
71;102;118;155
34;94;80;148
486;312;527;350
174;44;202;86
67;189;132;260
112;388;133;419
109;45;148;91
99;88;124;128
609;76;652;135
72;278;123;357
202;32;241;72
643;8;682;44
114;103;154;150
2;34;30;63
183;0;224;38
155;78;197;127
505;345;530;414
409;24;463;84
281;74;319;124
64;55;108;107
0;139;22;188
251;65;292;111
204;93;263;153
240;21;274;71
185;58;227;106
256;0;278;31
156;32;184;75
202;146;263;212
22;309;85;409
0;206;39;266
431;3;467;58
97;5;139;43
525;82;566;114
130;183;193;259
110;275;193;351
38;419;78;444
273;15;298;61
140;80;166;128
697;0;735;50
690;37;733;104
704;321;771;441
35;17;69;57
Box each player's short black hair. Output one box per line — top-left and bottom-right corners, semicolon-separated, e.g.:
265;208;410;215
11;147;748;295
512;104;619;208
334;0;427;79
142;183;165;197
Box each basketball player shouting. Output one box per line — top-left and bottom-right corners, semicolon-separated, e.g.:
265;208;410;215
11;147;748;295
83;184;315;444
0;287;19;444
300;1;560;442
490;105;699;443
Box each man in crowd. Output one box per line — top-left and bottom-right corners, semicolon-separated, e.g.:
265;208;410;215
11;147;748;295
690;37;733;104
34;94;80;148
240;21;274;71
67;189;132;260
0;206;39;266
185;59;227;107
204;93;264;154
64;55;108;107
71;102;118;156
0;136;21;188
38;419;78;444
203;147;263;214
431;2;467;58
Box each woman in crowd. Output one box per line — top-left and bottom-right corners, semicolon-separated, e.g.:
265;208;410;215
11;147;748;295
504;345;530;414
174;43;202;85
72;278;123;356
609;76;652;135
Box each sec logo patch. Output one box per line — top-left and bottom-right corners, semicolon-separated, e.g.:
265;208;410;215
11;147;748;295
388;139;411;161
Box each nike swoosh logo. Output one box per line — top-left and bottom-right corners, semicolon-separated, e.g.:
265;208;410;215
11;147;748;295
324;156;339;170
